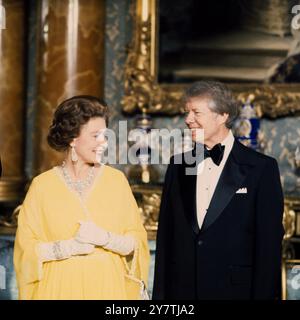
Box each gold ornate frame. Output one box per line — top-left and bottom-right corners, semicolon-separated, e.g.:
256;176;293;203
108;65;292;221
281;259;300;300
122;0;300;118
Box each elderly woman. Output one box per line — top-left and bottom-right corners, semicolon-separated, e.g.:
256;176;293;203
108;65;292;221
14;96;150;300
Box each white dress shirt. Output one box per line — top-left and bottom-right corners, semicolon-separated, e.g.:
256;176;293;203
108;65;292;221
196;130;235;229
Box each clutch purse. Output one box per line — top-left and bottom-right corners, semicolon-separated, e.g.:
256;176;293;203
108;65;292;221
123;244;149;300
124;274;150;300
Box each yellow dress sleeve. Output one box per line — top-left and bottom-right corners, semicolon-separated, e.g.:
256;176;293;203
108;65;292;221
13;179;44;299
120;174;150;294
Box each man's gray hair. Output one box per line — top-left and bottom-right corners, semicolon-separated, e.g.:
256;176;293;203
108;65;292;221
183;81;239;129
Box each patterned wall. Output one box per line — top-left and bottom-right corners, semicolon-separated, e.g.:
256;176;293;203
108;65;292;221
261;118;300;197
104;0;135;174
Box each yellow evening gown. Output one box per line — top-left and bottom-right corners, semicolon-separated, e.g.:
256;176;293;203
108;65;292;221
13;165;150;300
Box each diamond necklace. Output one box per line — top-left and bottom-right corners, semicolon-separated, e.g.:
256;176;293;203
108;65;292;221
61;161;95;197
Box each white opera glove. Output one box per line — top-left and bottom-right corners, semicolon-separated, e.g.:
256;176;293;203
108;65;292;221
75;221;110;246
75;221;136;256
103;232;136;256
38;238;95;263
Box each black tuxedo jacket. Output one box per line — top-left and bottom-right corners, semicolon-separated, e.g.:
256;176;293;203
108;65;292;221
152;139;284;300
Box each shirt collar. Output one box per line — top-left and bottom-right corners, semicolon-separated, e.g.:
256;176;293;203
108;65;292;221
221;130;234;148
220;130;235;164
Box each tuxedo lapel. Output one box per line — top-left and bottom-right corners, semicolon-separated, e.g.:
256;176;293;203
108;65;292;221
178;151;200;235
201;140;253;232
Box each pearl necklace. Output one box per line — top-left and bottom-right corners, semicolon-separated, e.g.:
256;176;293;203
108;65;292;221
61;161;95;197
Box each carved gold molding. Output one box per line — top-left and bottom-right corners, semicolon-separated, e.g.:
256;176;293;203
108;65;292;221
283;197;300;240
283;198;297;240
122;0;300;118
232;84;300;118
131;184;161;240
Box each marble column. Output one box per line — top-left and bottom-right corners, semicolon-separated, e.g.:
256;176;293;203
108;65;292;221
35;0;105;173
0;0;25;202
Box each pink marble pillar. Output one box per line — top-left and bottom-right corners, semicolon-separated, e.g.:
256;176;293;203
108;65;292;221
35;0;105;173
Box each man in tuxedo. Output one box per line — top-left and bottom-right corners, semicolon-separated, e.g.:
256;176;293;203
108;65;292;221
152;81;284;300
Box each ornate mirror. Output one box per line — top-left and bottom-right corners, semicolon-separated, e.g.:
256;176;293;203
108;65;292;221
122;0;300;118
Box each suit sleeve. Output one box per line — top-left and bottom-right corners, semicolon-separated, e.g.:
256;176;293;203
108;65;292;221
152;162;174;300
252;158;284;299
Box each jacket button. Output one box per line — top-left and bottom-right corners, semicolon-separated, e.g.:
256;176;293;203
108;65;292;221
198;240;203;246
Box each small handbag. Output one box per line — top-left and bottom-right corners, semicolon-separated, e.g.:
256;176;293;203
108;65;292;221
124;274;150;300
123;245;150;300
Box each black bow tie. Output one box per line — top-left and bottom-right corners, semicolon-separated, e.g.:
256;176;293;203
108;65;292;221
204;143;225;166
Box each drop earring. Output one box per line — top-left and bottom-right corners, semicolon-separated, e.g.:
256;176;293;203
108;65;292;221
71;145;78;162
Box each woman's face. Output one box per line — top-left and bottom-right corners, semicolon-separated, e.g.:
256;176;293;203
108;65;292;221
71;117;107;164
